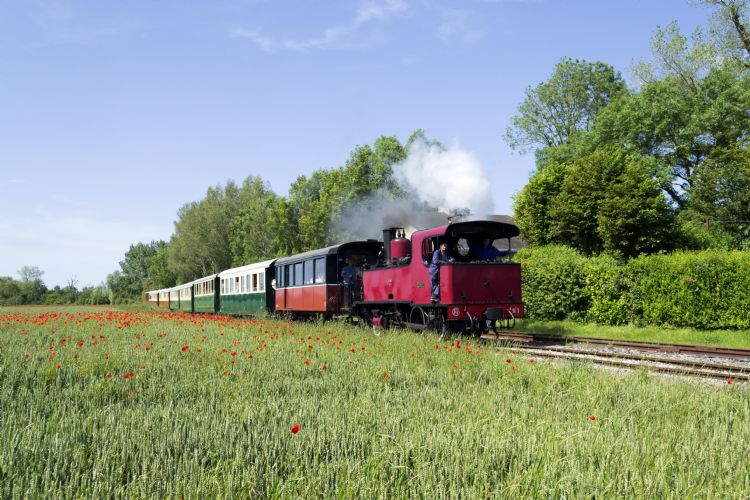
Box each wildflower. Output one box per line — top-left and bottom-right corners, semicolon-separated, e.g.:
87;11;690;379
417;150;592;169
291;424;301;434
589;415;596;421
383;373;390;379
181;346;189;352
727;379;733;385
231;351;237;356
106;373;113;379
223;371;228;376
505;358;512;364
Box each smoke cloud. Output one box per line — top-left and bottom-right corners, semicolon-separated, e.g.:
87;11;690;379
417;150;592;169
394;138;494;216
330;137;495;242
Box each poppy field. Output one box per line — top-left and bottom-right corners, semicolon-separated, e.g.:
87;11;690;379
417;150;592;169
1;306;748;497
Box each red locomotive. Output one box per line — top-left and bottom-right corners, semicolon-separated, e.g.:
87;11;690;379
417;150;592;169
356;220;523;333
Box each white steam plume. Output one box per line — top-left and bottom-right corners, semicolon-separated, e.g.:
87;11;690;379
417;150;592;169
394;138;494;216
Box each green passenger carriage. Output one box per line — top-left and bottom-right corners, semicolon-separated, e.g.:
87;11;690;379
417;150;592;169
192;274;219;313
218;260;276;315
175;283;193;312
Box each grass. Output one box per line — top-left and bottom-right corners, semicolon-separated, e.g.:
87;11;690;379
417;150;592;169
516;319;750;349
1;307;748;497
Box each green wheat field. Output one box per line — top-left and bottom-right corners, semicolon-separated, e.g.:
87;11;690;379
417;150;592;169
1;307;748;498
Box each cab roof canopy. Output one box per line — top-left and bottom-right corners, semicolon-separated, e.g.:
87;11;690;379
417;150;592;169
444;220;519;240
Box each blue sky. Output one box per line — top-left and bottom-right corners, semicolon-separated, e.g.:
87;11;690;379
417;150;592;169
0;0;713;287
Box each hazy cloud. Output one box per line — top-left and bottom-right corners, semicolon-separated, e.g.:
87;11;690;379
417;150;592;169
0;212;171;287
231;0;407;52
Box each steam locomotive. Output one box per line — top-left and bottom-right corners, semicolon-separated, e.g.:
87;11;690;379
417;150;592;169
145;219;523;334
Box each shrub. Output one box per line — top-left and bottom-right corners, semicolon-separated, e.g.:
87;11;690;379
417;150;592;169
514;245;588;320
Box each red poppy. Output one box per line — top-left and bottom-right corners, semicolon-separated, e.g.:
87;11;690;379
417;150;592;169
505;358;512;364
291;424;301;434
589;415;596;421
231;351;237;356
727;379;733;385
181;346;189;352
383;373;390;379
106;373;113;379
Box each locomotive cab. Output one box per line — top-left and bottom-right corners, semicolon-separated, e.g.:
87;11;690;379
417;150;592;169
361;220;524;334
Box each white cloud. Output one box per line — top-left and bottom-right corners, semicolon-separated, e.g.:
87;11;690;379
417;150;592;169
436;7;483;45
231;0;407;52
0;212;171;287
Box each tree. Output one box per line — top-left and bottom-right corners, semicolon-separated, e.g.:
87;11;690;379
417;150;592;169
108;240;169;299
512;161;570;245
146;244;177;290
167;182;240;282
594;66;750;208
18;266;44;283
229;176;279;265
505;58;626;152
701;0;750;68
544;147;675;257
597;163;676;258
690;144;750;248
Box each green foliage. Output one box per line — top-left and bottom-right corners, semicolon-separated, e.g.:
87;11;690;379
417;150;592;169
229;176;278;265
628;250;750;329
512;161;569;246
513;245;588;320
167;183;240;282
582;255;630;325
107;241;169;300
597;162;676;258
516;246;750;329
505;58;626;152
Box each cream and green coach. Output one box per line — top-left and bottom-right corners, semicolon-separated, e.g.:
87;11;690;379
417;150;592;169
192;274;219;313
218;260;276;315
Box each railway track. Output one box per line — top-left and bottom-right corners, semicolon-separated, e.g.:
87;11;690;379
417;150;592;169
480;331;750;382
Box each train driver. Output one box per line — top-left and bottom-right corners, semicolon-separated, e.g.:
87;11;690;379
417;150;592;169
471;237;508;262
429;242;454;304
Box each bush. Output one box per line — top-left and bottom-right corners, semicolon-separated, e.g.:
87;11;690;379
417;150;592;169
629;251;750;329
513;245;588;320
515;246;750;329
582;255;630;325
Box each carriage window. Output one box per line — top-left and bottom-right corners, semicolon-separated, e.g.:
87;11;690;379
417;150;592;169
304;260;314;285
235;277;240;293
252;273;258;292
285;265;292;287
314;257;326;284
221;280;225;294
294;262;303;286
259;271;265;291
276;267;283;288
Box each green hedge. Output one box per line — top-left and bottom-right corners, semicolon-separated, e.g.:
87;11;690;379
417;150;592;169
514;247;750;329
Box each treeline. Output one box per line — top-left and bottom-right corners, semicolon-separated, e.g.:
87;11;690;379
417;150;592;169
0;266;109;306
106;131;433;301
508;0;750;257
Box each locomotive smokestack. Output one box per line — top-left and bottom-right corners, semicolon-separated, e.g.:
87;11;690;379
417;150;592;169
382;228;398;266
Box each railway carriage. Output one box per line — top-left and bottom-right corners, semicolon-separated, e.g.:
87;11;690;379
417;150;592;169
218;260;275;315
145;291;159;307
157;289;170;308
274;241;382;318
175;283;193;312
192;274;219;313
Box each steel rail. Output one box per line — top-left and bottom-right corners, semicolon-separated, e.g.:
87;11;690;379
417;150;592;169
481;331;750;360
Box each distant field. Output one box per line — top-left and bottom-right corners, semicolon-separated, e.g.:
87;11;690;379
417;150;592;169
1;307;748;497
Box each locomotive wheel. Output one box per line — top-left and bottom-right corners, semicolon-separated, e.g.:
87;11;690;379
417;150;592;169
409;306;427;330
